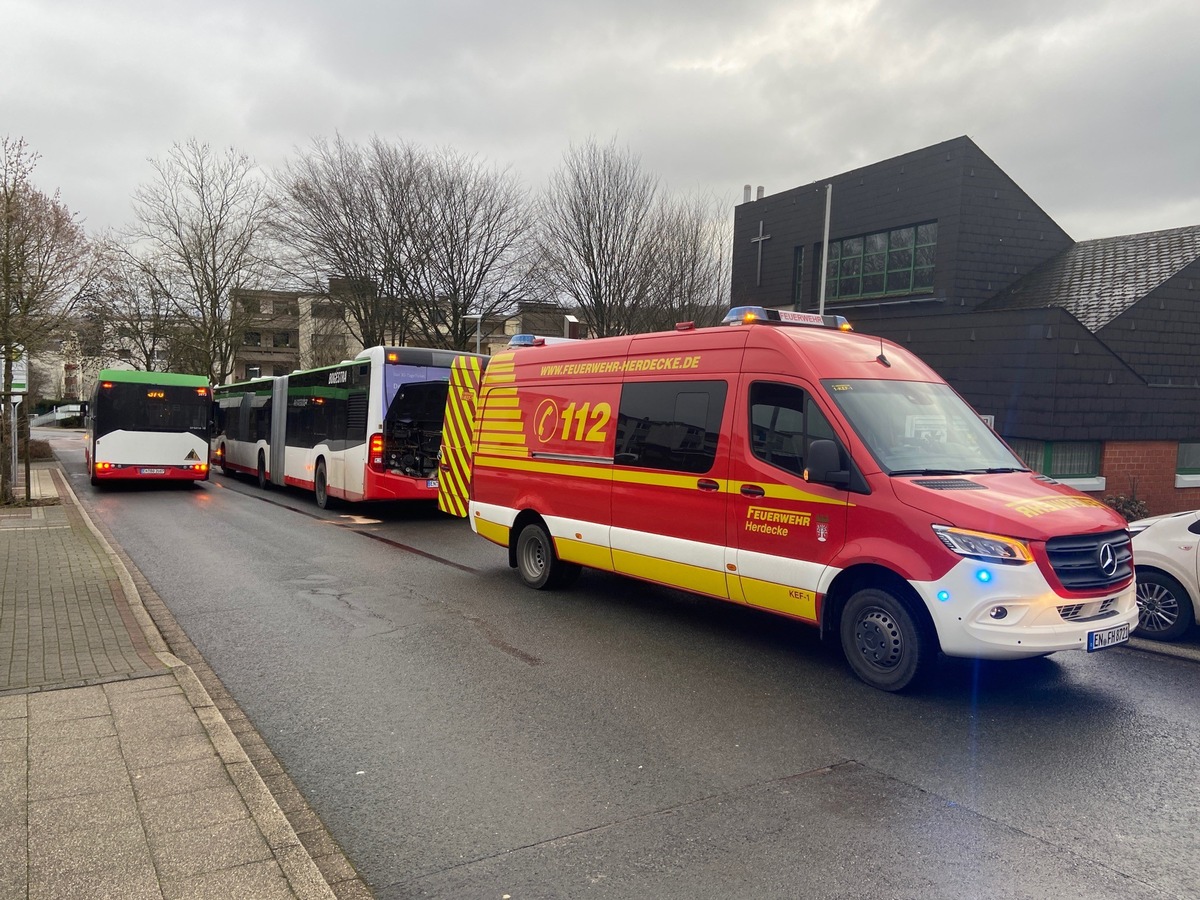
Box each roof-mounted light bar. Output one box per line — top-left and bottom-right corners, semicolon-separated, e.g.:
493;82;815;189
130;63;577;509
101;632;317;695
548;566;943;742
722;306;852;331
507;334;579;348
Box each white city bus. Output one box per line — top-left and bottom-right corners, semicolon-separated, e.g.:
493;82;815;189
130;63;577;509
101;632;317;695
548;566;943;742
212;345;486;508
85;370;212;486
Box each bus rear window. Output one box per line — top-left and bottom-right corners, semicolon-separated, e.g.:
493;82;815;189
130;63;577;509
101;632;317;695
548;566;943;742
94;383;210;438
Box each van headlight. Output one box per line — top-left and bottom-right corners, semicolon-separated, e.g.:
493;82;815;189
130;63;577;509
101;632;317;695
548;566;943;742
932;525;1033;564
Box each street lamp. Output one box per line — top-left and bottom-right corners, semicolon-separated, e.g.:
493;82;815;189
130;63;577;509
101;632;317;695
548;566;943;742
465;314;483;355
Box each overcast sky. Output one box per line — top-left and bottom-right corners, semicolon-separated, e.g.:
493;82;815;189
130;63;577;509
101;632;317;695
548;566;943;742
4;0;1197;242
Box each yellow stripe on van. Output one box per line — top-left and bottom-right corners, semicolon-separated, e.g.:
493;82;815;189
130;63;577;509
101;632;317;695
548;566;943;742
729;576;819;622
479;432;527;445
730;482;853;507
473;456;854;508
478;420;524;433
612;549;729;598
556;536;615;571
474;517;510;547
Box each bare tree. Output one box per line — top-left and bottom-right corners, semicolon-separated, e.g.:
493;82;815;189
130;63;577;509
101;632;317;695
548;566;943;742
274;135;424;348
128;139;275;384
536;138;660;337
634;192;731;333
82;238;181;371
0;136;93;502
406;148;535;350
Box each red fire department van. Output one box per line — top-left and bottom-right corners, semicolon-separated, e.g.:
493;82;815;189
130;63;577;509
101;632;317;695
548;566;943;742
439;307;1137;691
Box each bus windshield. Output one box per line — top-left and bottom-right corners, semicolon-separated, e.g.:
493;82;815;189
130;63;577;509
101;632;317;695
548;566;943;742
94;383;210;439
822;379;1025;475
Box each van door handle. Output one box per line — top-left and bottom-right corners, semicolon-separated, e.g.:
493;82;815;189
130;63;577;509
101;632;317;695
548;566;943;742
697;479;720;492
741;484;765;497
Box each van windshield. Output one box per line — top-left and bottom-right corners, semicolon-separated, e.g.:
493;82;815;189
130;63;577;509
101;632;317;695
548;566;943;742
822;379;1025;475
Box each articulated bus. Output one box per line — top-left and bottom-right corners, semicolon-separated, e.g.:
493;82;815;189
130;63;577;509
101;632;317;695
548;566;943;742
85;370;212;486
212;345;487;508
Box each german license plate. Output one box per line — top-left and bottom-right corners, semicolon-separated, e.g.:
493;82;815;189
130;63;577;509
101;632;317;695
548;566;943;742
140;467;165;475
426;479;439;489
1087;622;1130;652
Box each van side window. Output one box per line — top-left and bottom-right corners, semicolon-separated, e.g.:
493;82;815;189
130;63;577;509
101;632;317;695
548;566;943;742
616;380;728;474
749;382;836;477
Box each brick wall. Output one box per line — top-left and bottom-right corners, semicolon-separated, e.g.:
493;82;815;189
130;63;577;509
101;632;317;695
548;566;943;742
1086;440;1200;516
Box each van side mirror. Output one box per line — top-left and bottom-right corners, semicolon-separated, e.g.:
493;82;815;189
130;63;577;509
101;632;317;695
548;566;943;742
805;439;850;487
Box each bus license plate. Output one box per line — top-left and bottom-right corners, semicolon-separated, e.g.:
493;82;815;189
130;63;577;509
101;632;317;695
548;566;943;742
1087;623;1130;652
426;479;438;489
140;468;165;475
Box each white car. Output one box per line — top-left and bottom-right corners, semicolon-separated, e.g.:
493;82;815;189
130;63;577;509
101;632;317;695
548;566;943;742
1129;510;1200;641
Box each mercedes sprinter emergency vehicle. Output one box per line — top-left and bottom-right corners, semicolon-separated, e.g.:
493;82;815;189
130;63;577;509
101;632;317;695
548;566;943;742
439;307;1137;691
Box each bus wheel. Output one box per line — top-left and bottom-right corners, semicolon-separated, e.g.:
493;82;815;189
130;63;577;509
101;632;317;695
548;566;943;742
516;522;580;590
256;452;268;490
839;588;934;692
219;444;233;477
314;459;335;509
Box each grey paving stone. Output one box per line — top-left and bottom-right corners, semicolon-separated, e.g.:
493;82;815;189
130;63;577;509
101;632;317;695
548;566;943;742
122;731;220;769
29;821;151;877
109;692;197;724
0;717;25;740
0;735;25;766
29;713;117;742
140;785;252;836
28;754;130;801
161;858;295;900
27;686;110;723
148;817;275;880
130;755;234;801
104;677;182;699
29;855;162;900
29;788;140;837
0;694;27;719
30;733;122;769
0;822;25;871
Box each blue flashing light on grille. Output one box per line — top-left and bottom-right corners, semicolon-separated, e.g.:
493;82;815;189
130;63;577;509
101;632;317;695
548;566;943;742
976;569;993;583
722;306;852;331
937;590;951;602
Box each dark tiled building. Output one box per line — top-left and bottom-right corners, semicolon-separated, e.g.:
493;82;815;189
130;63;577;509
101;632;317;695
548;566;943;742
733;136;1200;515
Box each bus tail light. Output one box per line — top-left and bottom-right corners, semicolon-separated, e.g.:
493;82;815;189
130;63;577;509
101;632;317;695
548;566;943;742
369;433;385;472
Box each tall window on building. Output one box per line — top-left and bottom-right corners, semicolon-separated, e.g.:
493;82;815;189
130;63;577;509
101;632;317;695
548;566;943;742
244;331;261;346
823;222;937;301
792;247;804;306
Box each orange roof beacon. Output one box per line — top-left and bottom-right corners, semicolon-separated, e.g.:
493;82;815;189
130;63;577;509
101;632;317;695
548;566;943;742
439;307;1137;692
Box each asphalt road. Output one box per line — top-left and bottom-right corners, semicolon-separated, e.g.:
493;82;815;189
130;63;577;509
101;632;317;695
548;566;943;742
47;429;1200;900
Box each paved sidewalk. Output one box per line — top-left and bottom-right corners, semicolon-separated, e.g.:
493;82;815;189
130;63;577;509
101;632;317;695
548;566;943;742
0;462;358;899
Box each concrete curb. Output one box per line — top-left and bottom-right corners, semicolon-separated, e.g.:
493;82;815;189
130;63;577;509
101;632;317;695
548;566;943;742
54;464;338;900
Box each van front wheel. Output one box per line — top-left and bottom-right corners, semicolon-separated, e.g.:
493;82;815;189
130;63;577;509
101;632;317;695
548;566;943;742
840;588;934;692
516;522;580;590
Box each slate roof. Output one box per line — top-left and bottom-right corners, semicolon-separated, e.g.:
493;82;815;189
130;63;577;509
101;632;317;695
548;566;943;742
979;224;1200;331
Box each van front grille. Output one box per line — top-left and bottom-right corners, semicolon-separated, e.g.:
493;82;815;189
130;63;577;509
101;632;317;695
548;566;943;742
1045;530;1132;591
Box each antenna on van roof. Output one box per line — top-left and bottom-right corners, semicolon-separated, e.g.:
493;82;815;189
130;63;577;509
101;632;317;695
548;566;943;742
876;337;891;368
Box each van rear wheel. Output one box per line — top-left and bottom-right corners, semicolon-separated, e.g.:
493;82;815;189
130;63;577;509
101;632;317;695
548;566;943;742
840;588;934;692
516;522;580;590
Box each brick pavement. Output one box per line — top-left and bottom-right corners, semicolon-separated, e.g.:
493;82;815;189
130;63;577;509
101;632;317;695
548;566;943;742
0;462;368;899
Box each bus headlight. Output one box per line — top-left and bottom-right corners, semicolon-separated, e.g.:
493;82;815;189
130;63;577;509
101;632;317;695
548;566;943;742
932;525;1032;565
